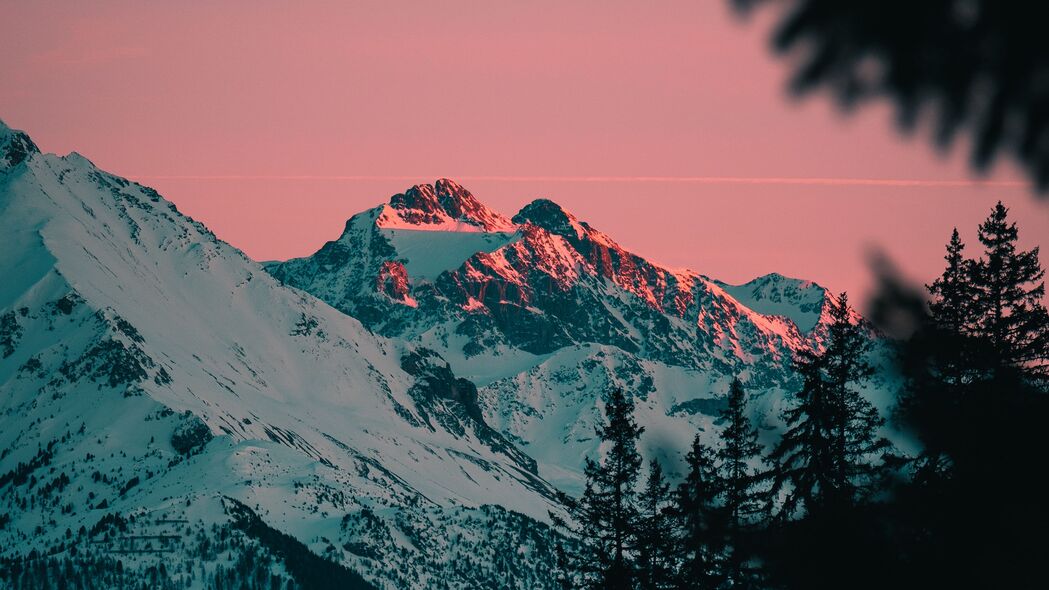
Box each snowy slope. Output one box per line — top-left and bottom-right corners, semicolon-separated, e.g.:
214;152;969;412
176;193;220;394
0;120;565;589
267;180;895;495
383;228;518;281
716;273;827;333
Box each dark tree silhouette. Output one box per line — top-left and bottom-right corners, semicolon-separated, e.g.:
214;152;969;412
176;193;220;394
969;201;1049;378
635;459;677;590
766;346;838;519
865;204;1049;588
928;229;975;336
717;379;763;527
577;389;645;590
715;378;765;588
675;434;725;590
756;295;899;590
924;228;981;389
823;293;890;500
731;0;1049;192
769;292;888;518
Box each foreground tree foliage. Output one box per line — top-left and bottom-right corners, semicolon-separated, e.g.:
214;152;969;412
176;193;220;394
767;292;889;518
730;0;1049;193
969;202;1049;378
887;201;1049;588
567;202;1048;588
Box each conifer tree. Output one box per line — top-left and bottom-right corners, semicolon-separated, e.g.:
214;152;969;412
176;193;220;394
928;228;974;334
577;388;645;590
717;378;763;527
824;293;889;501
903;229;983;483
675;434;725;590
879;204;1049;589
923;228;980;388
769;293;888;518
767;347;839;518
969;201;1049;379
635;459;677;590
553;540;574;590
716;378;764;588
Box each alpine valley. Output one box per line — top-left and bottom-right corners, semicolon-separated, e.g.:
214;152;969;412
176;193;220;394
0;120;894;589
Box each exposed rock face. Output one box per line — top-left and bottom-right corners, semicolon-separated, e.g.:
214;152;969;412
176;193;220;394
389;183;448;225
0;119;39;170
384;178;517;232
269;182;837;366
399;348;541;476
376;260;413;305
434;178;501;226
512;199;579;238
170;412;214;455
514;199;699;317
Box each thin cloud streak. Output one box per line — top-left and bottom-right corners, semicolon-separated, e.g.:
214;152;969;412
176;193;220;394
129;175;1026;188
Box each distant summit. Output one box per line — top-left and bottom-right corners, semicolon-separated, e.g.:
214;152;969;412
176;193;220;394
379;178;517;232
512;198;587;239
716;272;828;334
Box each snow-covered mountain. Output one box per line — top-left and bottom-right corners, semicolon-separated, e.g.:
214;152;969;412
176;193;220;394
0;121;567;589
0;115;894;588
266;180;889;492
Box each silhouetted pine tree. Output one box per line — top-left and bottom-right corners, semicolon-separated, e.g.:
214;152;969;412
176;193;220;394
635;459;677;590
767;347;839;518
900;229;983;486
924;228;982;388
824;293;890;501
578;388;645;590
770;292;888;518
553;540;573;590
675;434;724;590
928;228;975;335
717;379;763;526
756;295;897;590
716;378;764;588
884;202;1049;588
969;201;1049;379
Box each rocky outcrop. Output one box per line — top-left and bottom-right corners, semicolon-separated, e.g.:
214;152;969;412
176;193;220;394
376;260;412;304
386;178;516;232
0;119;39;171
400;349;539;475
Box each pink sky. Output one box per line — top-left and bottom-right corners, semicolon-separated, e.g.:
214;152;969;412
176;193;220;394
3;0;1047;302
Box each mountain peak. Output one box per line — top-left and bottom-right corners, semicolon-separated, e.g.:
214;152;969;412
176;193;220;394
0;119;40;171
717;272;828;333
379;179;516;232
390;183;441;215
751;270;814;287
512;198;587;240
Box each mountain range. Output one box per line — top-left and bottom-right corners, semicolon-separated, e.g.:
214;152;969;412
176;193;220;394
0;120;891;588
266;178;888;491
